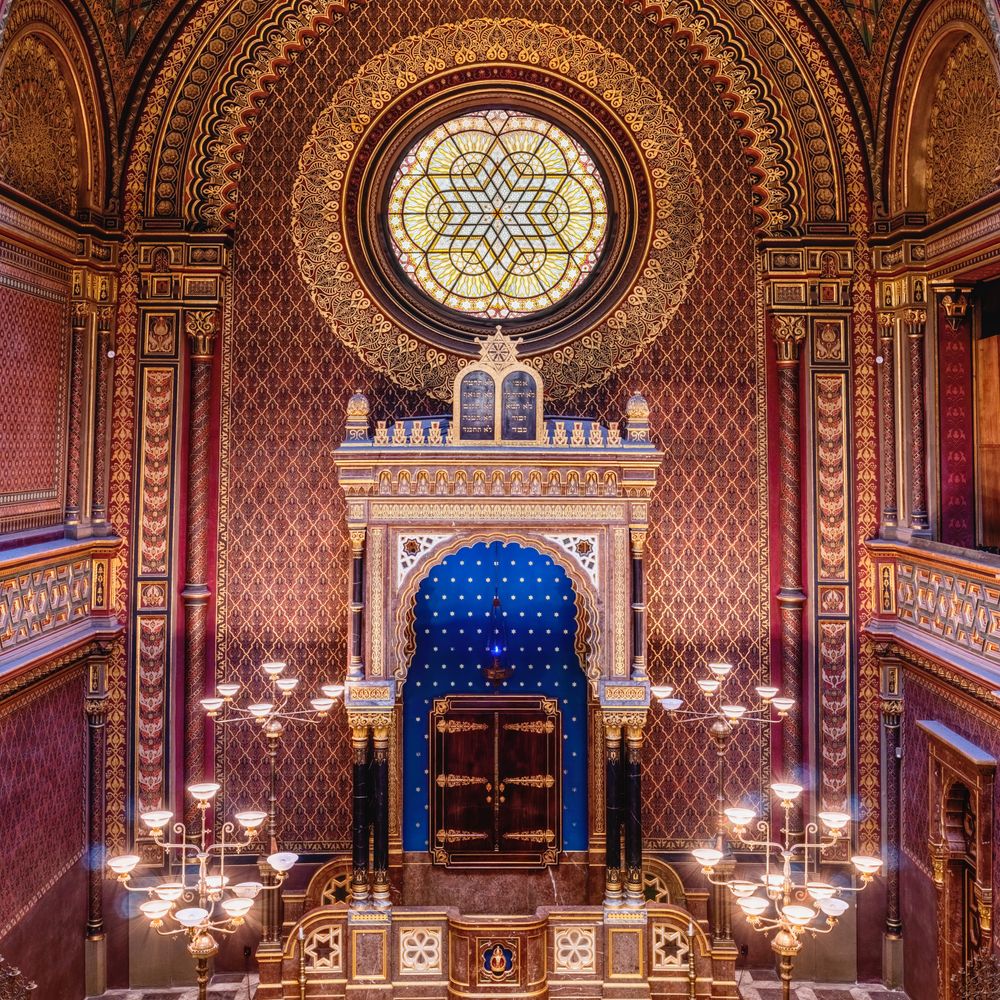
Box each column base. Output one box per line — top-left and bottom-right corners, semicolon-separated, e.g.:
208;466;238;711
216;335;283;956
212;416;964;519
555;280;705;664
882;932;903;988
85;935;106;997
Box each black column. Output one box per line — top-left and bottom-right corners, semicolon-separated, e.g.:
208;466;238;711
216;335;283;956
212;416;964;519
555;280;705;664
624;722;644;905
351;720;371;905
604;722;623;904
372;718;390;905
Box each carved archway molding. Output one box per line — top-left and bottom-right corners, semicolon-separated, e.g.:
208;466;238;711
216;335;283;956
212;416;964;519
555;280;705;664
128;0;862;233
392;531;600;695
887;0;1000;216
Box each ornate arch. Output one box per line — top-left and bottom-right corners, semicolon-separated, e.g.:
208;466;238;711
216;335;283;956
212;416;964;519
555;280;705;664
0;0;111;213
130;0;867;234
887;0;1000;216
391;533;602;696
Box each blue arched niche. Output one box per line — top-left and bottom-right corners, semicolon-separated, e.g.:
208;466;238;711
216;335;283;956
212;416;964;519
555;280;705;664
402;541;588;852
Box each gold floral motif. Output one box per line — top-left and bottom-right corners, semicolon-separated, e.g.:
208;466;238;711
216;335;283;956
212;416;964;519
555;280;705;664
503;829;555;842
435;829;488;843
436;774;489;787
502;774;555;788
291;17;702;401
436;719;488;734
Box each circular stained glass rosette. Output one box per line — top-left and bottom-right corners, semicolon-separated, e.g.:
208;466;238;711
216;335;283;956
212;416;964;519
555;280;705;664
387;109;609;320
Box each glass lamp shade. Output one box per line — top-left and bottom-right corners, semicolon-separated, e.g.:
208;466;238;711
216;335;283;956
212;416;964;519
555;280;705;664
262;661;286;676
321;684;345;700
232;881;264;899
708;662;733;678
221;897;254;919
235;810;268;831
139;810;173;830
311;697;335;713
153;882;185;901
276;677;299;694
266;851;298;873
139;899;173;921
217;682;240;698
755;685;779;701
721;704;746;722
204;874;230;891
728;880;758;899
819;897;849;918
851;855;883;876
174;907;210;928
108;854;141;876
696;678;721;695
187;782;221;802
691;848;723;870
247;703;273;719
806;881;836;901
201;697;225;714
782;905;817;928
771;782;803;803
738;896;769;917
772;697;795;714
650;685;674;701
761;873;786;895
660;697;684;712
818;810;851;832
724;807;755;828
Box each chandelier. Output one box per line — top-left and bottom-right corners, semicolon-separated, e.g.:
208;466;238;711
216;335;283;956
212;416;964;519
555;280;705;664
107;782;296;1000
691;781;882;1000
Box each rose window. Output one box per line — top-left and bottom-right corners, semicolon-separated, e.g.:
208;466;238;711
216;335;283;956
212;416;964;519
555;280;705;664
386;109;609;319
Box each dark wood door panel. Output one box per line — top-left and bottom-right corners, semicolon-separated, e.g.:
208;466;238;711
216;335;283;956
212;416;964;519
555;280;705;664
430;695;561;868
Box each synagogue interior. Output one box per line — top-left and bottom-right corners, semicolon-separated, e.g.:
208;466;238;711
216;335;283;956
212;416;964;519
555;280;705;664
2;0;1000;998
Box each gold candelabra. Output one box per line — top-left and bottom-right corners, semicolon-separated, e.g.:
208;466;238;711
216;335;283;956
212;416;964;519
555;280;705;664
691;782;882;1000
108;782;297;1000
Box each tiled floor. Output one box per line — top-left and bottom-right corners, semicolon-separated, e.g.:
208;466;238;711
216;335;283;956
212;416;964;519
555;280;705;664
737;970;909;1000
105;972;909;1000
99;974;256;1000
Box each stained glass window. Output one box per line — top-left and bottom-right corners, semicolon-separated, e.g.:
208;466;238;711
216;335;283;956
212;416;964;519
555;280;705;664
387;110;609;320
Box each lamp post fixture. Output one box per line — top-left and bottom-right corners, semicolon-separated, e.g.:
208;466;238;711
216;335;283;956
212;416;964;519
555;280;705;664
201;661;344;947
691;781;882;1000
108;782;297;1000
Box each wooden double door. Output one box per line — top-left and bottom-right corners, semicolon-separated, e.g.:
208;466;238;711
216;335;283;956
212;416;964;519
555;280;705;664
430;695;561;868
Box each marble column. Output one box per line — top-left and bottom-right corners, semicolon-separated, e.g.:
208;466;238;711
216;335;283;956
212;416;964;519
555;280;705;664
877;313;898;528
182;310;217;821
905;308;929;531
84;652;109;996
65;302;89;529
881;674;904;986
773;314;807;780
351;720;372;905
623;721;644;906
372;717;391;906
604;722;623;905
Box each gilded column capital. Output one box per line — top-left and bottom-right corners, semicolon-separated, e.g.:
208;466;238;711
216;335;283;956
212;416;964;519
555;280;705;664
603;710;647;730
772;313;807;366
629;528;646;557
186;310;218;359
349;528;366;554
877;312;895;336
903;308;927;338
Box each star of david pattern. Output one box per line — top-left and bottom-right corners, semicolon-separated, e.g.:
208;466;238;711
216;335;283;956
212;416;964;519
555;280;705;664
387;109;607;319
220;0;768;851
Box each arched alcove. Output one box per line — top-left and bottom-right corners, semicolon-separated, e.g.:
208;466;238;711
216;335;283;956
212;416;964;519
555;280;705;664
402;541;589;854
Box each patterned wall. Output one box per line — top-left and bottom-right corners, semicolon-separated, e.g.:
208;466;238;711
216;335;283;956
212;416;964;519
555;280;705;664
0;246;68;533
218;0;767;852
402;542;588;852
0;666;87;941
